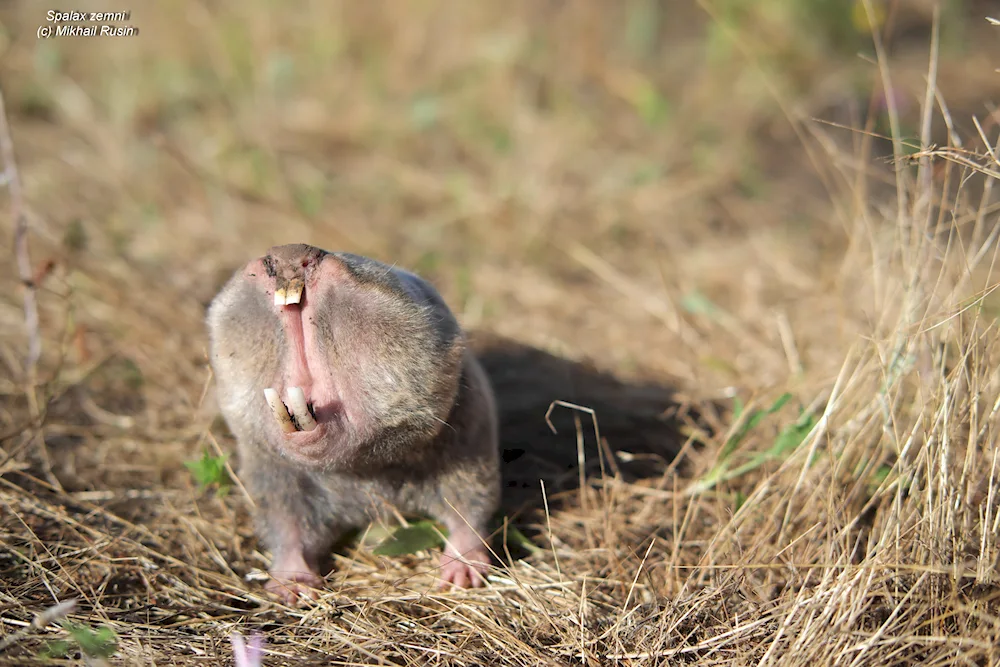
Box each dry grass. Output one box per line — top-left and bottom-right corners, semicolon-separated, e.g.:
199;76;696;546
2;1;1000;665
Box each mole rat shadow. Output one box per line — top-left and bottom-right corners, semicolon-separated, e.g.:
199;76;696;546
469;332;692;520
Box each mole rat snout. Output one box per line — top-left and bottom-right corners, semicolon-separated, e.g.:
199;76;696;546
263;243;327;307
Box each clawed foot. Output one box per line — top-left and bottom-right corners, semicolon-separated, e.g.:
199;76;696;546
263;540;325;606
437;546;490;589
265;570;323;606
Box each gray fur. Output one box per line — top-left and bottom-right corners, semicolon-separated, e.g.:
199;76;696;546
206;244;500;600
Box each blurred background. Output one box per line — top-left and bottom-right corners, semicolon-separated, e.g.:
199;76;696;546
0;0;998;491
4;2;1000;663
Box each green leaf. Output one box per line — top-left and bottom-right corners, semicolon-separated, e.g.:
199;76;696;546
718;430;745;462
866;463;894;495
184;448;231;496
766;392;793;414
743;409;768;432
373;521;446;556
768;413;816;458
689;395;815;495
40;640;70;659
61;621;117;659
719;393;790;461
872;464;892;484
504;524;542;555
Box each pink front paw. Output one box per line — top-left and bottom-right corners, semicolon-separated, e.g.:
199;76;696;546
437;546;491;589
265;570;323;606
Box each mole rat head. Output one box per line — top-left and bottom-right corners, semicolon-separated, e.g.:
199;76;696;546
214;243;466;470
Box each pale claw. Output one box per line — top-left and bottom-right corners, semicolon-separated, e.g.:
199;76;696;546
286;387;317;431
265;572;322;607
264;388;296;433
437;546;490;589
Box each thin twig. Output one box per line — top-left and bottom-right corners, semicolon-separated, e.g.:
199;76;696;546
0;87;41;375
0;86;58;488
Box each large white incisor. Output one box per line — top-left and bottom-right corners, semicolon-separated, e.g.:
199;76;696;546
263;387;296;433
286;386;317;431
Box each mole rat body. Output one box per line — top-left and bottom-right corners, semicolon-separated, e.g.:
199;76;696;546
207;244;499;603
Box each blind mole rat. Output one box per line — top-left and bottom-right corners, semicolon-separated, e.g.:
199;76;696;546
207;244;500;604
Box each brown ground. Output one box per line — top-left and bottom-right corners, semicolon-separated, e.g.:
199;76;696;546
3;1;1000;665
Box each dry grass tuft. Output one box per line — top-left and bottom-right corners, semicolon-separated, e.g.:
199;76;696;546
2;1;1000;665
